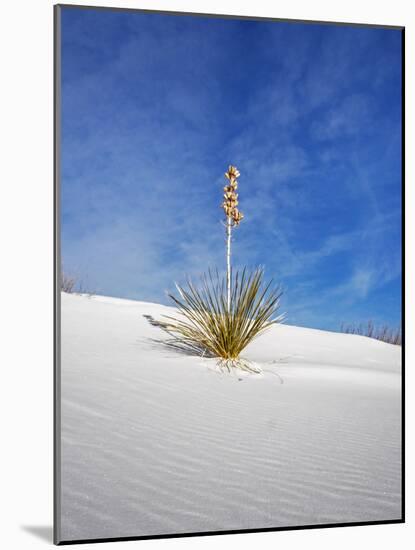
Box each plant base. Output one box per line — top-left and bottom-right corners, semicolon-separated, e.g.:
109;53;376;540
216;358;263;375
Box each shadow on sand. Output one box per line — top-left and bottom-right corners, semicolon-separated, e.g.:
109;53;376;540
143;314;215;358
21;525;53;543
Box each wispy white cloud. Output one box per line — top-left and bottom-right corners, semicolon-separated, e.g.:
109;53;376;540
61;10;402;329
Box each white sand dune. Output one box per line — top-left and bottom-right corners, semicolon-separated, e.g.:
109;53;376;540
59;292;402;542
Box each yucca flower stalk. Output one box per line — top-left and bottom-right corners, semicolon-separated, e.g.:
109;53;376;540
222;165;243;311
146;165;284;373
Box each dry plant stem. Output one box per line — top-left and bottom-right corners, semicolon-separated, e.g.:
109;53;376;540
226;216;232;312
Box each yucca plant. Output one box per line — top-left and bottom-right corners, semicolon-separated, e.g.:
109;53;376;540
149;165;284;372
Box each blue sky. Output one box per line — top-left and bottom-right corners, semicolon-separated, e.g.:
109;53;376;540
60;7;402;331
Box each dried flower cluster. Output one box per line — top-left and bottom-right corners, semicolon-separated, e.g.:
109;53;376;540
222;165;244;225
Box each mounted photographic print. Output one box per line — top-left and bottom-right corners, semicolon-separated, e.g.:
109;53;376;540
54;4;404;545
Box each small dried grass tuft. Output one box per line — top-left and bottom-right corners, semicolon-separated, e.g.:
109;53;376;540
341;320;402;346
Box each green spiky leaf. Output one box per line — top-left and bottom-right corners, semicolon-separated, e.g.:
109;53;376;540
153;268;284;363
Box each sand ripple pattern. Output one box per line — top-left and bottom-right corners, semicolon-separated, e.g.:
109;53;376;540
59;294;402;541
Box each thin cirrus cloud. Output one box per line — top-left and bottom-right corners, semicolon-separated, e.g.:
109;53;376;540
60;8;402;331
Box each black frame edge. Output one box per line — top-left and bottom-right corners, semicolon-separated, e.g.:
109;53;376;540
55;3;405;30
57;519;404;546
53;3;62;546
400;26;405;524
